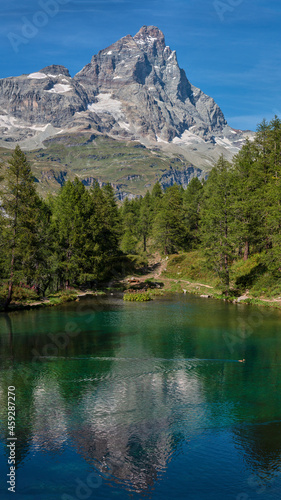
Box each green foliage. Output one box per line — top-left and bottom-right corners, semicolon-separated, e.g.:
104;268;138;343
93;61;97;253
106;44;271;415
200;156;236;291
0;146;45;307
183;177;203;248
152;185;187;254
163;251;219;287
123;292;151;302
48;289;78;305
120;230;139;254
3;116;281;308
50;179;121;287
0;284;39;303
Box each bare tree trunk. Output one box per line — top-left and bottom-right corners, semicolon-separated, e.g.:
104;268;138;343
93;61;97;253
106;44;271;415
244;240;249;261
4;253;15;311
224;254;230;296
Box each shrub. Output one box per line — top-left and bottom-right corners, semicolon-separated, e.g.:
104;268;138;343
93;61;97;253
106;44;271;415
123;292;151;302
0;284;39;303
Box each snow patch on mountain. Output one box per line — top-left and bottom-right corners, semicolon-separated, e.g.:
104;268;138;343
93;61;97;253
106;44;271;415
46;84;72;94
27;72;48;79
0;114;54;132
173;130;205;145
87;93;124;120
215;136;240;152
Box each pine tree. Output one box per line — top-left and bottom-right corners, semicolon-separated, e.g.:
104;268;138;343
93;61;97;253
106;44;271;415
51;178;92;288
120;197;139;254
183;177;203;249
153;185;186;254
89;182;121;279
256;117;281;273
138;192;153;252
232;139;264;260
1;146;42;309
151;181;163;216
200;156;235;293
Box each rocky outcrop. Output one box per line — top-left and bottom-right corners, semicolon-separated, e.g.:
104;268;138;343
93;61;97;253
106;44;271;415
0;66;89;132
41;169;67;186
159;166;205;190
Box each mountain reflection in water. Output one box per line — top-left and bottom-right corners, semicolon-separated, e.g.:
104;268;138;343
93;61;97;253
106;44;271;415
0;295;281;499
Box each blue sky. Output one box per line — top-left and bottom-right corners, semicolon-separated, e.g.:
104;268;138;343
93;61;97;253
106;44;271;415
1;0;280;131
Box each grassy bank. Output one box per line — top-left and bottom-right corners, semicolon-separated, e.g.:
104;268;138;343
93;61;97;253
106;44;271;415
0;288;107;313
160;250;281;308
2;250;281;312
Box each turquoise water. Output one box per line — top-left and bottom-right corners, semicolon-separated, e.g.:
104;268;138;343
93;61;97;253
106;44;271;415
1;294;281;499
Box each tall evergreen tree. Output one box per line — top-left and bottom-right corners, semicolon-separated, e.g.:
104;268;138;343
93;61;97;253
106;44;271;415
183;177;203;249
153;185;186;254
200;156;235;293
120;197;139;254
138;192;153;252
151;181;163;216
89;183;121;278
1;146;42;309
256;117;281;273
51;178;92;288
232;139;264;260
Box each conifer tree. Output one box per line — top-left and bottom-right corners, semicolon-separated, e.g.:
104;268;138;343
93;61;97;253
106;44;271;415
88;182;121;279
138;192;153;252
151;181;163;216
120;197;139;254
200;156;235;293
256;117;281;273
51;178;92;288
183;177;203;248
153;185;186;254
1;146;42;309
232;139;264;260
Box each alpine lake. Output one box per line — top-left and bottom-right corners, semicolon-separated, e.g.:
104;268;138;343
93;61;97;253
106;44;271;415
1;293;281;500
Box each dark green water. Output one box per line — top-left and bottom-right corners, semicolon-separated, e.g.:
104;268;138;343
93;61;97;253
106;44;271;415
1;294;281;500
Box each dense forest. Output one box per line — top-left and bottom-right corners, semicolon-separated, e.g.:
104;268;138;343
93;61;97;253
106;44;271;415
0;116;281;309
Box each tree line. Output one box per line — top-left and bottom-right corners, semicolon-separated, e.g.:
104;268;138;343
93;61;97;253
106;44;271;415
121;117;281;292
0;116;281;307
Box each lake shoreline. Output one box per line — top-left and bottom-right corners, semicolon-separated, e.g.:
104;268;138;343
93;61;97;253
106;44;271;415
1;277;281;314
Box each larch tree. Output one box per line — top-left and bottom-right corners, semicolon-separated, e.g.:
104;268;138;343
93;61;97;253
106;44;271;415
200;156;235;293
1;146;42;309
232;139;264;260
138;192;153;252
183;177;204;249
153;185;186;255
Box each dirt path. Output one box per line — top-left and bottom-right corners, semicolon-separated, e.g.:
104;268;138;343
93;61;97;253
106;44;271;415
135;257;214;290
161;278;214;289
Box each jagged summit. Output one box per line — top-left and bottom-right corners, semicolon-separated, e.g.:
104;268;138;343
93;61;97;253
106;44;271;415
0;26;252;167
74;25;227;143
133;25;166;50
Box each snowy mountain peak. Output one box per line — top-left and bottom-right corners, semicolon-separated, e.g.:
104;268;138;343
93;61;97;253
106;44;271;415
0;26;253;168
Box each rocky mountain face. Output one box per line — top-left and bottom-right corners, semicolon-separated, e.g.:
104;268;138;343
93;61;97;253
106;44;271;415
0;26;253;196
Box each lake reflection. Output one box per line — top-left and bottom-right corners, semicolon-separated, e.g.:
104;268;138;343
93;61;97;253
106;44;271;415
1;295;281;499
